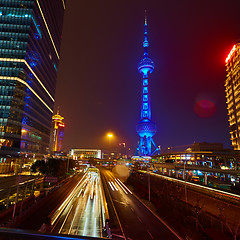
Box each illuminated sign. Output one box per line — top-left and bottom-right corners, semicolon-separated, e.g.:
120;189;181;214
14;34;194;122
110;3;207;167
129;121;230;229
225;45;236;63
58;123;65;127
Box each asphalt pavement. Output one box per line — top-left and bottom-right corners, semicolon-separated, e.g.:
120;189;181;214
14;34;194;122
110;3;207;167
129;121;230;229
101;168;182;240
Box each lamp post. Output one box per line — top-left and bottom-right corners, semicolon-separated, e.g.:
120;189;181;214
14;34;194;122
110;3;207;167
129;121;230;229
184;160;187;202
107;133;113;159
12;155;24;220
107;133;113;145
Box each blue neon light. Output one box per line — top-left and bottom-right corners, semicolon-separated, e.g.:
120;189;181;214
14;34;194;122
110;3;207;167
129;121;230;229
135;14;160;157
32;16;42;39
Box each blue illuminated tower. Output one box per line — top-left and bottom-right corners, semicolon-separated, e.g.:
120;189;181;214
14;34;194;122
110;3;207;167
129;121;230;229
136;14;160;156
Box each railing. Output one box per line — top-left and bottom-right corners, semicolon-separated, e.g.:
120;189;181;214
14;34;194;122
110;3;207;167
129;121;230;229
0;228;107;239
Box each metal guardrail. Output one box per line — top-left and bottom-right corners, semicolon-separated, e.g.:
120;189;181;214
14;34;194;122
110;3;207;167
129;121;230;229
153;163;240;175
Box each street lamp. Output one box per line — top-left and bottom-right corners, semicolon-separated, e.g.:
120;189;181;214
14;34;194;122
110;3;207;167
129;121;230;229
107;133;113;159
107;133;113;145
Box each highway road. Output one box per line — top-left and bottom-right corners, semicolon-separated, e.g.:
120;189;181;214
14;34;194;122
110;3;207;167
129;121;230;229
52;169;104;238
101;168;182;240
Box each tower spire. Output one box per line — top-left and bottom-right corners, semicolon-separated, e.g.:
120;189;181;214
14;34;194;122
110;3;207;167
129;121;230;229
143;10;149;57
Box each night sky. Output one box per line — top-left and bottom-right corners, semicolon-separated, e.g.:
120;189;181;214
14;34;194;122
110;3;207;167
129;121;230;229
55;0;240;152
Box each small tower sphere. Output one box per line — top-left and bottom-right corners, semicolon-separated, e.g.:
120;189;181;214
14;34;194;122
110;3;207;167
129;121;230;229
138;57;155;75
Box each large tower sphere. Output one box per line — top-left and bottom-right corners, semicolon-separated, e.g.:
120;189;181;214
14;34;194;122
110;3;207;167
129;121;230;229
136;119;157;138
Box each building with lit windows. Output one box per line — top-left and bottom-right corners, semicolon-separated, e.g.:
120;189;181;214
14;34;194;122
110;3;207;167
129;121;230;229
155;142;240;170
225;43;240;150
49;109;64;153
70;149;104;160
0;0;66;160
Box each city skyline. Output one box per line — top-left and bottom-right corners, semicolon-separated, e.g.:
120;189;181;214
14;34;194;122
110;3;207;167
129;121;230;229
55;0;240;150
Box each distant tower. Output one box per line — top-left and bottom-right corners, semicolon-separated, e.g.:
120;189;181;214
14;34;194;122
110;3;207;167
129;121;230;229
50;108;65;153
136;13;160;156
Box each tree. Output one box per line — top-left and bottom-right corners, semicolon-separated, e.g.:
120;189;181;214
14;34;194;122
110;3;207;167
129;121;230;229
31;160;46;174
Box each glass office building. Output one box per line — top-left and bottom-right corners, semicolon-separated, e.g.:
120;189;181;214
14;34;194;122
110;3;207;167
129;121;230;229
0;0;66;159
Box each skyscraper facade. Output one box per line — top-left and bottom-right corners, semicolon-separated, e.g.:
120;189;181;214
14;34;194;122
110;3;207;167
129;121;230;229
225;43;240;150
49;109;64;153
135;15;160;156
0;0;66;159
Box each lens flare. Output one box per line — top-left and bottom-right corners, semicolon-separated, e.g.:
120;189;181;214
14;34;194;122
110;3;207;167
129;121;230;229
194;99;216;118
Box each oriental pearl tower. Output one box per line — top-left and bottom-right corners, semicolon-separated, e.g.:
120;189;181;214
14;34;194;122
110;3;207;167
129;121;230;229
135;13;160;156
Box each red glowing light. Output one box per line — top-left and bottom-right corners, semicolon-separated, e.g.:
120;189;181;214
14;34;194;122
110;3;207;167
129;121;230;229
194;99;216;118
225;45;236;63
58;123;65;127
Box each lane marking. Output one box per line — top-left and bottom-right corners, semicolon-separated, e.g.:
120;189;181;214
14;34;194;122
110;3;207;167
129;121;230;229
137;216;142;223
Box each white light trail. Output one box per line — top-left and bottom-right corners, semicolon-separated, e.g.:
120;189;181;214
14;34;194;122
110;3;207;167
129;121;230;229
77;188;83;198
108;181;115;191
84;196;90;213
117;178;132;194
83;217;88;236
93;217;97;237
58;205;73;233
115;179;128;194
111;181;118;191
92;196;95;213
51;172;87;225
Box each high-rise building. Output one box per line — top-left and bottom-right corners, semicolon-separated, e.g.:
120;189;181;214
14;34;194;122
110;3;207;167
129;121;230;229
49;109;64;153
225;43;240;150
0;0;66;159
135;14;160;156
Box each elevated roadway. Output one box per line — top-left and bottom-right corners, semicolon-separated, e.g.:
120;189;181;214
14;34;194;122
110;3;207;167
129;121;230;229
101;168;182;240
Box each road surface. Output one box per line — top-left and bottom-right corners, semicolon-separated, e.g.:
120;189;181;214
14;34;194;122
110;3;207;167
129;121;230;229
101;168;182;240
52;169;104;238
